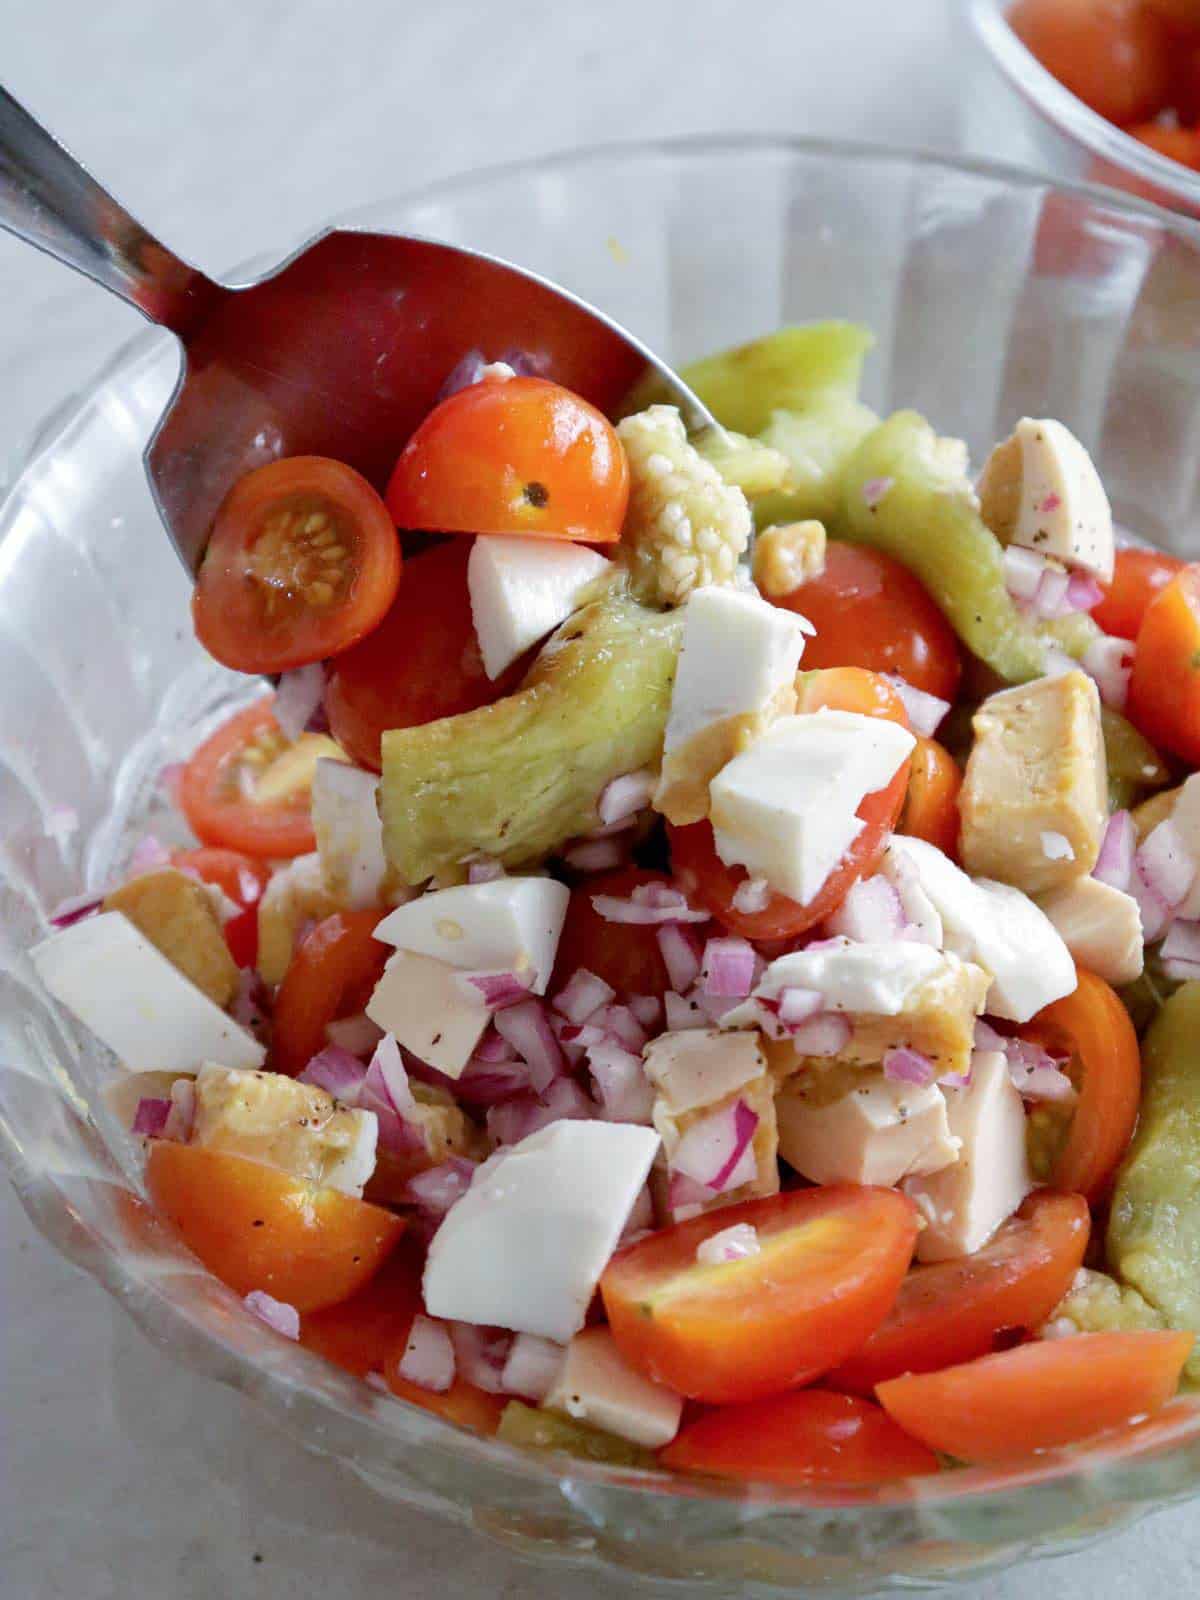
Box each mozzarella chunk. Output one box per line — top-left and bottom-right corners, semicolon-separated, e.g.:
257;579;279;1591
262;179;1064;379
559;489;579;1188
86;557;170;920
311;759;388;911
365;951;491;1077
372;877;569;995
191;1063;377;1197
1036;876;1144;986
102;868;239;1008
879;843;944;946
887;837;1077;1023
29;912;265;1073
256;852;341;986
904;1051;1032;1261
776;1071;960;1187
978;417;1114;582
424;1121;659;1341
468;536;612;680
655;586;806;826
544;1327;682;1448
643;1028;767;1115
709;711;914;904
960;672;1107;894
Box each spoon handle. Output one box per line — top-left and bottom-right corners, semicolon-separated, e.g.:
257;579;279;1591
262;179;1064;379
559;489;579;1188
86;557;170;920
0;84;222;337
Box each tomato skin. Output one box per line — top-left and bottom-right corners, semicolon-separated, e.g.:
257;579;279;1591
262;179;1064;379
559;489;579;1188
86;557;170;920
876;1332;1194;1464
171;847;269;968
1128;565;1200;763
601;1186;918;1405
325;540;523;770
300;1239;424;1377
386;376;629;544
180;700;317;859
829;1193;1090;1395
898;738;962;859
669;670;912;941
776;543;962;701
1128;122;1200;169
1093;547;1185;641
1008;0;1173;126
145;1142;405;1313
1021;969;1141;1202
553;866;675;998
271;910;389;1077
193;456;401;674
660;1390;938;1485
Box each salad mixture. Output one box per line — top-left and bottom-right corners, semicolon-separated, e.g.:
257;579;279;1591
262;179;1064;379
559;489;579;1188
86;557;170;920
32;323;1200;1486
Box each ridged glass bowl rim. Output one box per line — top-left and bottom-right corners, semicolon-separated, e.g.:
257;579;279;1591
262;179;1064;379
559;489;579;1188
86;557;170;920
5;131;1200;1530
966;0;1200;212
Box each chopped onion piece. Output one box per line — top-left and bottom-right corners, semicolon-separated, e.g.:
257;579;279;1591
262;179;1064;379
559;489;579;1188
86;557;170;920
1002;545;1047;604
244;1290;300;1341
664;991;708;1031
406;1157;477;1217
273;663;326;741
882;1046;935;1087
48;889;105;929
493;998;563;1092
300;1044;367;1102
485;1077;593;1145
1082;635;1134;712
700;936;757;999
628;994;663;1030
885;676;950;738
731;876;771;915
128;834;171;876
453;1056;534;1106
657;923;704;992
458;968;534;1012
563;838;628;873
163;1078;196;1142
324;1011;384;1058
398;1315;456;1393
776;987;824;1027
824;874;905;943
1065;571;1104;613
668;1169;711;1221
597;769;655;825
587;1039;654;1124
449;1321;513;1394
500;1333;564;1402
1135;818;1196;913
1005;1038;1077;1104
132;1097;172;1137
786;1013;852;1057
1093;810;1135;894
593;885;709;925
597;1003;648;1053
553;968;616;1026
696;1222;761;1266
672;1099;759;1193
474;1025;518;1064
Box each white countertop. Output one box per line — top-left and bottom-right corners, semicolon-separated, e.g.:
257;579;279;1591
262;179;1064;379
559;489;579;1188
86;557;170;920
3;1;1199;1595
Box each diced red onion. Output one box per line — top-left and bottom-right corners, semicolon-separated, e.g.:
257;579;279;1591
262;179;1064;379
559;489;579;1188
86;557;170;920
657;923;704;992
500;1333;565;1402
48;888;105;929
862;476;894;509
458;968;533;1012
973;1018;1006;1052
273;663;327;742
700;936;757;999
731;876;771;915
1130;859;1173;944
163;1078;196;1142
1093;811;1135;894
668;1169;714;1220
1082;635;1134;713
129;834;171;876
493;998;564;1092
398;1315;456;1393
486;1077;593;1145
553;968;616;1026
664;991;708;1031
776;987;824;1027
324;1011;383;1058
587;1039;654;1124
696;1221;761;1266
883;1046;935;1087
244;1290;300;1341
1161;918;1200;980
453;1056;534;1107
466;856;506;884
628;994;663;1030
597;769;655;826
132;1097;172;1137
555;1019;605;1048
824;874;906;943
563;837;629;873
450;1322;513;1393
593;888;709;926
939;1067;973;1089
597;1003;648;1053
473;1026;517;1064
885;676;950;739
405;1157;477;1217
586;814;641;839
672;1099;759;1193
1065;571;1104;613
359;1036;423;1155
1135;819;1196;916
786;1013;852;1057
300;1045;367;1102
688;986;740;1025
1003;545;1047;604
1005;1038;1077;1104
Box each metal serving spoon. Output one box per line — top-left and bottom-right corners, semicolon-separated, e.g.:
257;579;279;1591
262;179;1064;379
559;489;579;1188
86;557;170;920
0;85;713;575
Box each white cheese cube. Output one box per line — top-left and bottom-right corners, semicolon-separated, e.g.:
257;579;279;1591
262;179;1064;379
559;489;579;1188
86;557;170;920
643;1028;766;1114
879;843;944;946
192;1064;377;1197
423;1121;659;1341
311;759;388;911
544;1327;683;1448
29;912;265;1073
1036;876;1144;987
904;1051;1032;1261
468;535;611;679
365;950;491;1077
978;417;1114;582
710;711;914;905
887;836;1077;1023
776;1072;960;1188
372;877;569;995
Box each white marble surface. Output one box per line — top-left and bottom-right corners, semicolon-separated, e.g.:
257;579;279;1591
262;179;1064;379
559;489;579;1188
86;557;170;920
4;1;1200;1595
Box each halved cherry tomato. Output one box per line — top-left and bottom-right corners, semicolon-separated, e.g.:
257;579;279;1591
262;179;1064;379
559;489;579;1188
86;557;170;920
193;457;401;674
876;1332;1194;1464
829;1192;1090;1394
1093;547;1185;641
325;540;524;770
300;1238;424;1377
179;700;318;858
1008;0;1173;126
775;542;961;701
661;1389;937;1486
668;670;912;940
171;846;270;968
1128;564;1200;763
1144;0;1200;32
601;1186;918;1405
383;1340;506;1434
145;1142;405;1313
271;910;389;1077
386;376;629;543
553;866;675;998
1020;969;1141;1202
898;737;962;859
1128;123;1200;170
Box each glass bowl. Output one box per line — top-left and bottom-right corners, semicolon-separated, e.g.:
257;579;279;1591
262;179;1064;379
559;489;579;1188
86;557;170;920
962;0;1200;218
4;137;1200;1597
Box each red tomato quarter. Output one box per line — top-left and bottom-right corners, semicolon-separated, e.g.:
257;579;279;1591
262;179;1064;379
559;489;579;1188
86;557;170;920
270;910;389;1077
193;457;401;673
179;700;320;859
1008;0;1173;126
898;737;962;859
552;866;676;999
1128;565;1200;763
1093;547;1185;641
